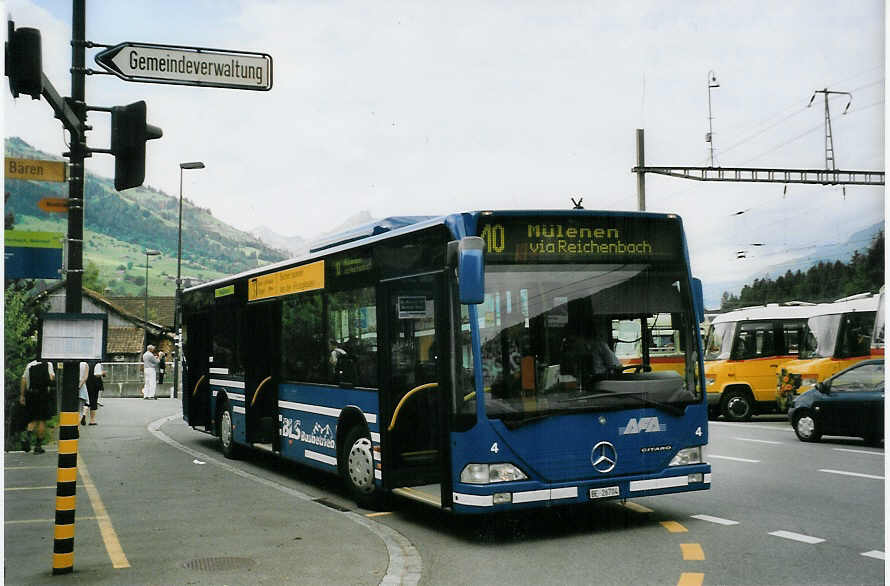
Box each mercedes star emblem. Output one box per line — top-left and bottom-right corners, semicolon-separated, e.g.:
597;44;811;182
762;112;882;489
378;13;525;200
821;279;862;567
591;441;617;473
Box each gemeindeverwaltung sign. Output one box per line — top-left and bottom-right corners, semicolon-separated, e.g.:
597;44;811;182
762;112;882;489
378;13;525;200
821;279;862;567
95;42;273;91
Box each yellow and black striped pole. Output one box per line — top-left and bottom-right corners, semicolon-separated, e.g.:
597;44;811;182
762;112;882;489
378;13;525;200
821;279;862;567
52;404;80;573
51;0;87;575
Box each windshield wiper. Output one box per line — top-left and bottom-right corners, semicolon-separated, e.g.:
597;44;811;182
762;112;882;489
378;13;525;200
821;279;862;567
556;389;685;416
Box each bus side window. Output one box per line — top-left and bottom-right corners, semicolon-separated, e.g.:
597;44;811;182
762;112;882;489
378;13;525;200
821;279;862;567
280;292;326;383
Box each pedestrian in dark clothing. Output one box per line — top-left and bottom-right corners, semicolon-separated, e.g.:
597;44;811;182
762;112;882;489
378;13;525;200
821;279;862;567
20;358;55;454
157;352;166;384
85;361;105;425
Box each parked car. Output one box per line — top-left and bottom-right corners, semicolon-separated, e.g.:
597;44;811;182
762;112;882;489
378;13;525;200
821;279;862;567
789;359;884;444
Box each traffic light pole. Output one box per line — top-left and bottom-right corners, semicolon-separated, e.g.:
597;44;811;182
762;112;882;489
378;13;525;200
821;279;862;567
52;0;86;575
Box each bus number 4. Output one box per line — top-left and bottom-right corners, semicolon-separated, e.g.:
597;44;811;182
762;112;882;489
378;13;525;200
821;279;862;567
695;427;703;437
490;442;499;454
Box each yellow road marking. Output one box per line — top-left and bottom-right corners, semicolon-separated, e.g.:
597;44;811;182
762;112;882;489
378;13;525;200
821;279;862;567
681;543;705;560
7;516;106;525
6;484;84;491
661;521;688;533
366;511;393;517
78;455;131;569
620;501;654;513
677;572;704;586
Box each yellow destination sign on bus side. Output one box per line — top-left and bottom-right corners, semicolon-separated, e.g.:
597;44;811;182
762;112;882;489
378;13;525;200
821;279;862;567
5;157;68;182
248;260;325;301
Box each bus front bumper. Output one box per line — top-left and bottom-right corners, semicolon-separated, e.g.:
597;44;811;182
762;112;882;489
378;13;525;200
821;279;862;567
450;463;712;514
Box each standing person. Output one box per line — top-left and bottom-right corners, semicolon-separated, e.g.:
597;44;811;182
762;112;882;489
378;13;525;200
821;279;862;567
20;357;55;453
157;351;166;384
85;361;105;425
142;345;163;400
78;361;90;425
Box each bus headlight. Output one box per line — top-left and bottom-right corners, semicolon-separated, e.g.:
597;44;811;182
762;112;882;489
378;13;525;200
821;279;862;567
460;463;528;484
669;447;702;466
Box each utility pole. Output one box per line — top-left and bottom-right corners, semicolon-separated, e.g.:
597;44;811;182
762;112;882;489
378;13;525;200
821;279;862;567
707;70;720;167
808;88;852;172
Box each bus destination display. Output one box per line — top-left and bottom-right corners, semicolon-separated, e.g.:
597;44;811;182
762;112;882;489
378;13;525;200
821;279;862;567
479;216;682;263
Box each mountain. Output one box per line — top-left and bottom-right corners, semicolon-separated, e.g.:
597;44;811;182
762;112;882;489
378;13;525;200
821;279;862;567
250;210;375;257
702;221;883;309
4;137;288;295
248;225;307;257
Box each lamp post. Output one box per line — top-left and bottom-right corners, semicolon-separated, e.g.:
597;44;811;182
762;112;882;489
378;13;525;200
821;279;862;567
706;70;720;167
174;161;205;399
143;249;161;349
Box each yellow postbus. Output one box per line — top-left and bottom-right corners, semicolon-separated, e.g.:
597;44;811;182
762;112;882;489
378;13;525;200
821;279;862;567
776;293;880;411
704;303;819;421
614;313;685;375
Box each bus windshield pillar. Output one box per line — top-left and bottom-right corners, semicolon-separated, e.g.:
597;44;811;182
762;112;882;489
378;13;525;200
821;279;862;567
467;304;486;421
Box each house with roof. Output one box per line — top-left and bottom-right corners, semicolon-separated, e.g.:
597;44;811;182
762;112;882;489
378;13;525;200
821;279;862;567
34;281;174;361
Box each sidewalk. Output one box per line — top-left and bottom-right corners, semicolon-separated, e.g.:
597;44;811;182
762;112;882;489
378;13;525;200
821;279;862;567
4;398;390;584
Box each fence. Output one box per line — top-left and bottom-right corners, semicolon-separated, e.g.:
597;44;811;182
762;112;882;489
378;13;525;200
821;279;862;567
99;362;175;398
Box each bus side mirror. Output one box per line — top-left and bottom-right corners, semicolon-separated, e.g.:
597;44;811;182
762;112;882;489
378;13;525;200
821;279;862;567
457;237;485;304
692;277;704;324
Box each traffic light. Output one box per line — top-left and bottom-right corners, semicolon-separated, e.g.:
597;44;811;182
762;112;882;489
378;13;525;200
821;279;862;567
5;21;42;99
110;100;163;191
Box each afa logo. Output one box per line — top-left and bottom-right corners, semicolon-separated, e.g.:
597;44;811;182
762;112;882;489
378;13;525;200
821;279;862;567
619;417;666;435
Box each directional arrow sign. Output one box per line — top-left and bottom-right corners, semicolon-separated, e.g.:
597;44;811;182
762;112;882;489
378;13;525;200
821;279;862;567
95;42;272;91
38;197;69;213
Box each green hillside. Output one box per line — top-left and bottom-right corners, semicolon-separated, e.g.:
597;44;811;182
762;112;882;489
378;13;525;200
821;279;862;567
5;137;288;295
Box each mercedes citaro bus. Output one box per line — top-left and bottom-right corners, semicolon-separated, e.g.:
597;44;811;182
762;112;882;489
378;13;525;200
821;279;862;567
181;210;711;513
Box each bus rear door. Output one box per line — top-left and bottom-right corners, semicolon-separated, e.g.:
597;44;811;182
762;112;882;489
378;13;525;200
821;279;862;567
244;301;279;449
183;313;211;430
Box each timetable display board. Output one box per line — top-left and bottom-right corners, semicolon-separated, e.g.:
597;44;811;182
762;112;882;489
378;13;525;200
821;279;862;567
248;260;325;301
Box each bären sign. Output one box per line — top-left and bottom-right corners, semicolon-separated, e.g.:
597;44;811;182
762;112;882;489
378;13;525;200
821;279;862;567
6;157;67;182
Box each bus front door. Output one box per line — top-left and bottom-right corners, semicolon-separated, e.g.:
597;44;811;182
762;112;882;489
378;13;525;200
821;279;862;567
183;314;211;430
382;273;451;497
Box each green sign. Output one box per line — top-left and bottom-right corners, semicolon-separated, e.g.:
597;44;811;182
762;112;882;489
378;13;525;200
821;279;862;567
214;284;235;298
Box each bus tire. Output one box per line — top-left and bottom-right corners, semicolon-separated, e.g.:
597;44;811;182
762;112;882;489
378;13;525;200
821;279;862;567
792;410;821;442
340;426;382;509
721;389;753;422
218;400;239;459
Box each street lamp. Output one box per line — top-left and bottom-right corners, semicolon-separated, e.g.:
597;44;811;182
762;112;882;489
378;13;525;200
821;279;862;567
174;161;205;399
143;249;161;349
706;70;720;167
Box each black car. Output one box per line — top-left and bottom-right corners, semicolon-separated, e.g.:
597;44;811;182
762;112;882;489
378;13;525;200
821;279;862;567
789;359;884;445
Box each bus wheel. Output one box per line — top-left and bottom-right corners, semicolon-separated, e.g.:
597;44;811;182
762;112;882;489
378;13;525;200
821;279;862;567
792;411;821;442
721;390;752;422
341;427;382;509
218;402;238;459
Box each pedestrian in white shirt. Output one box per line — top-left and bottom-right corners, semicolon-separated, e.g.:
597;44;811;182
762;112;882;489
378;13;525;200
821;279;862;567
78;361;90;425
142;345;164;400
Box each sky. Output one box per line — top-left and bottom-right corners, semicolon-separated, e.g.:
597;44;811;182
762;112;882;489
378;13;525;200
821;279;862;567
3;0;885;297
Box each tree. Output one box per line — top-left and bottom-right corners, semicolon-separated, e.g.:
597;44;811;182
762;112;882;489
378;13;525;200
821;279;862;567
82;260;106;293
4;281;44;449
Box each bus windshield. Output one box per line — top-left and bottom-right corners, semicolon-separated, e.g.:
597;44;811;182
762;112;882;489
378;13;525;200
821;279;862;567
704;322;734;361
472;263;700;421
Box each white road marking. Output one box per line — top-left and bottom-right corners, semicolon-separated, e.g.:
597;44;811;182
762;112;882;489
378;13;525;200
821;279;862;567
833;447;884;456
861;550;885;560
708;454;760;463
768;530;825;544
690;514;739;526
709;421;794;433
819;469;884;480
733;437;782;445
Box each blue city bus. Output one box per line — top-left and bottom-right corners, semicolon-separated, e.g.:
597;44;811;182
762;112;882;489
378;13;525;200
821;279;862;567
181;210;711;513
